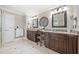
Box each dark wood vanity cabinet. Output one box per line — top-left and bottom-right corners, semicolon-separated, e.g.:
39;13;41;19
67;35;78;54
44;32;50;48
45;33;67;54
27;30;78;54
44;33;78;54
27;30;30;39
27;30;36;42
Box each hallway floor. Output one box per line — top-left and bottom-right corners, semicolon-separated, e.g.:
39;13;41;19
0;39;58;54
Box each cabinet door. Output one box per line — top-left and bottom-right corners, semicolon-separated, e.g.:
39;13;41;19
49;37;55;50
49;34;57;50
27;31;29;39
49;33;67;54
58;35;67;54
27;31;31;40
68;35;78;54
72;37;78;54
44;32;50;48
31;31;36;42
54;37;59;51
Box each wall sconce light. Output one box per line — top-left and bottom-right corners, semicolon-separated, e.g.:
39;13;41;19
73;17;77;29
54;9;57;13
57;8;59;11
63;7;67;11
51;6;67;15
70;15;77;29
61;6;67;11
58;8;62;12
32;16;38;19
51;11;54;14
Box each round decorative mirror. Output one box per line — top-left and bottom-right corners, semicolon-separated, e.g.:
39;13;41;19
39;17;49;27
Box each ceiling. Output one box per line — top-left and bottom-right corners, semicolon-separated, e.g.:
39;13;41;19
0;5;59;16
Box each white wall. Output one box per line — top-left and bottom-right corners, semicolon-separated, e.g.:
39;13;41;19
28;6;75;34
72;5;79;53
38;6;73;31
73;6;79;31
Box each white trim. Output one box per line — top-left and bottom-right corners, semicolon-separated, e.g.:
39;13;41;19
0;6;25;16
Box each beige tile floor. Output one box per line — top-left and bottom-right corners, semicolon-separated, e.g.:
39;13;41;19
0;39;58;54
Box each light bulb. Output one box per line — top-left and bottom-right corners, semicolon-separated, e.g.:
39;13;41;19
54;10;57;13
63;7;67;11
58;8;62;12
51;11;54;14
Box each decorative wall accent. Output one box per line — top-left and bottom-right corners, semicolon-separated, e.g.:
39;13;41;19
39;17;49;28
73;17;77;29
33;19;38;28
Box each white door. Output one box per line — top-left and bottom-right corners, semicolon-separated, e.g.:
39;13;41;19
3;13;15;43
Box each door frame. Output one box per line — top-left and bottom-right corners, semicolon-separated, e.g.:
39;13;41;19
2;12;15;45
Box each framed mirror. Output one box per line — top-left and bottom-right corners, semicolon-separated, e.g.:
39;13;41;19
52;11;67;28
39;17;48;28
33;19;38;28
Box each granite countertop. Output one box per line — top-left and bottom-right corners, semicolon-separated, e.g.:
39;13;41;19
27;29;78;36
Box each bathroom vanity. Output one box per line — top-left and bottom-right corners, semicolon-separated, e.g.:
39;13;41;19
27;30;78;54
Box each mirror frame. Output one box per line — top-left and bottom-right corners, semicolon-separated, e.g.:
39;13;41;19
33;19;38;28
52;11;67;28
39;17;49;27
